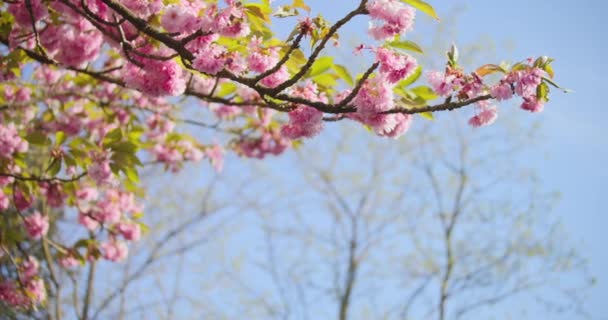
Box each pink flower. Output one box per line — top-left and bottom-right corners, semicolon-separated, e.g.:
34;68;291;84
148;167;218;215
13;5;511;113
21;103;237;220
247;38;280;73
40;21;103;68
59;254;80;268
491;82;513;101
514;68;544;97
124;47;186;97
39;182;65;208
260;66;290;88
281;106;324;140
23;211;49;240
205;144;224;172
427;71;460;97
376;48;418;84
14;190;32;211
78;211;100;231
0;191;9;211
25;278;46;303
377;113;413;138
0;123;28;159
8;0;48;27
76;187;99;202
367;0;416;40
116;221;142;241
100;240;129;262
469;105;498;127
161;4;202;34
521;96;545;113
353;77;395;115
21;256;39;279
88;158;114;186
193;44;227;75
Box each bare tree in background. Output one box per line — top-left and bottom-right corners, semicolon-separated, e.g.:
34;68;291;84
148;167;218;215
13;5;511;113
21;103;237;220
218;117;591;320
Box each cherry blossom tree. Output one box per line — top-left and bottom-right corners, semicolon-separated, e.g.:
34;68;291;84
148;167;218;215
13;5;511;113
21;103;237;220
0;0;569;313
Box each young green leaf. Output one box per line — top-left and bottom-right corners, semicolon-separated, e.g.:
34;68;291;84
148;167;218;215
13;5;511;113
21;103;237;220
402;0;440;20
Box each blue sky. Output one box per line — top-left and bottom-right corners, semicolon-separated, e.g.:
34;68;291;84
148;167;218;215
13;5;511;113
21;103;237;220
455;1;608;318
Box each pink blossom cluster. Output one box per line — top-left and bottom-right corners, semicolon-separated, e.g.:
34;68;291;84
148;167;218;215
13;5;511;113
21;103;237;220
0;254;45;308
0;123;28;159
350;77;413;138
23;211;49;240
366;0;416;40
237;130;291;159
425;61;549;127
281;82;326;140
124;47;186;97
0;278;46;308
376;48;418;84
7;0;48;28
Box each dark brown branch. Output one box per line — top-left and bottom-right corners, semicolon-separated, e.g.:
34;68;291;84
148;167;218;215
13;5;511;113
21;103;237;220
0;172;88;183
268;1;370;94
253;31;306;83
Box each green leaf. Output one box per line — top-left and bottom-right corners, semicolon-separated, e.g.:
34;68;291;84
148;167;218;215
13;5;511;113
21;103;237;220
386;40;424;54
308;56;333;78
111;141;138;154
536;82;550;103
402;0;440;20
123;167;140;184
55;131;67;145
312;73;338;88
25;131;51;146
475;64;506;77
46;159;62;177
398;65;422;87
419;111;434;120
543;77;572;93
332;64;354;86
410;86;439;101
216;82;237;97
293;0;310;12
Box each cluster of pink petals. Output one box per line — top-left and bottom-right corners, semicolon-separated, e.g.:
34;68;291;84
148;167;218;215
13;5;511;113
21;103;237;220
78;189;142;231
100;239;129;262
490;81;513;101
21;256;40;280
376;48;418;84
40;19;103;68
161;3;205;34
0;278;46;307
281;82;326;140
193;44;228;75
205;144;225;172
349;77;413;139
490;67;546;113
469;105;498;127
247;37;280;73
427;71;462;97
39;182;66;208
0;123;28;159
366;0;416;40
151;140;205;172
260;66;290;88
116;221;142;241
88;152;117;186
124;49;186;97
23;211;49;240
8;0;48;27
0;190;9;211
238;131;291;159
353;77;395;115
